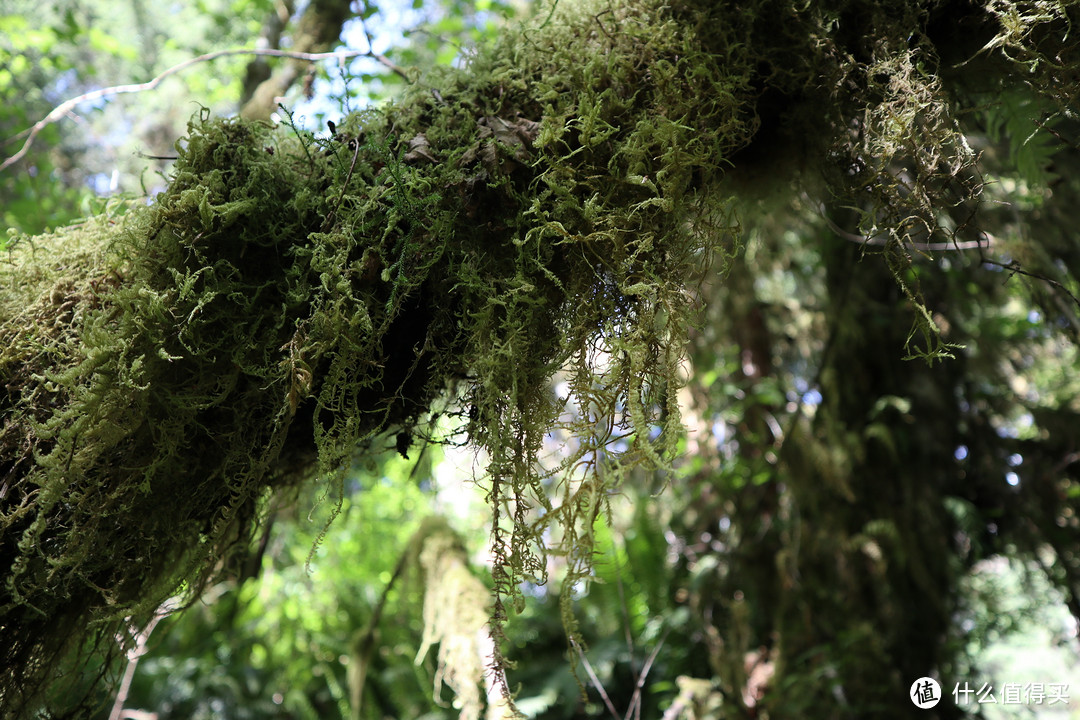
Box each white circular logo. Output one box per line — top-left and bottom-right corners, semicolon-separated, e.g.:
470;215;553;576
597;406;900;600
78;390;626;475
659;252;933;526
910;677;941;709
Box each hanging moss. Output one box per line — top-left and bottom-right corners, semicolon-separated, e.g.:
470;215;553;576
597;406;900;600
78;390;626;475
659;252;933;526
1;1;747;712
2;0;1079;715
413;517;498;720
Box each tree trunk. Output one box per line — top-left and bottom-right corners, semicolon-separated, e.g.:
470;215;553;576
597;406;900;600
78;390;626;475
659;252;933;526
241;0;352;120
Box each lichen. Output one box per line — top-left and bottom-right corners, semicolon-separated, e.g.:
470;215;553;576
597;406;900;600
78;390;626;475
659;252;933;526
413;518;496;720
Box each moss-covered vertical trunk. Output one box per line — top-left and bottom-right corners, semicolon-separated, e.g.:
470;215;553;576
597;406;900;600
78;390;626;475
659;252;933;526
765;232;967;717
679;189;1080;718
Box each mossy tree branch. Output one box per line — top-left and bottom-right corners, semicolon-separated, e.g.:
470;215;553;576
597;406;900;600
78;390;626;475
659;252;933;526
1;0;1078;716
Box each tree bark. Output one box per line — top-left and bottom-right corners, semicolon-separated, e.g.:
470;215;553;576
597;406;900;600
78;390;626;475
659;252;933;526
240;0;297;109
240;0;353;120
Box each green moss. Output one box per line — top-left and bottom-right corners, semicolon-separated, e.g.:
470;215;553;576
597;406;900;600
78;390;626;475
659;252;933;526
3;0;1079;714
1;1;743;710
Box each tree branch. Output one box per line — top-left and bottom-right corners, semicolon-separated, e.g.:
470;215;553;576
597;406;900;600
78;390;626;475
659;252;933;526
0;47;396;174
239;0;412;121
240;0;297;106
816;202;994;252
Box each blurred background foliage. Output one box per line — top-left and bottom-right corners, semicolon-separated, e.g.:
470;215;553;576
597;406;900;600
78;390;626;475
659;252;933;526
3;0;1080;718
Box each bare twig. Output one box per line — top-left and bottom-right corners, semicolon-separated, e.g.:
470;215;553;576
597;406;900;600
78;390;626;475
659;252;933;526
570;636;622;720
985;258;1080;316
358;13;410;83
818;207;994;251
350;541;412;720
1;47;402;173
108;599;179;720
624;630;668;720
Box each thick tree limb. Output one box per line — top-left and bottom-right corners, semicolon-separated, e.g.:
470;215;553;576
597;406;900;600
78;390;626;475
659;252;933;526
240;0;297;107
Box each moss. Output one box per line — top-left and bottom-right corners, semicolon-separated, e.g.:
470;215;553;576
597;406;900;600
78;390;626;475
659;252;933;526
1;1;743;710
2;0;1080;714
413;517;496;720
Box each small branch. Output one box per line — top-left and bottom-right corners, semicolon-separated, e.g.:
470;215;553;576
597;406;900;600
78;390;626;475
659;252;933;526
1;47;402;173
358;13;410;83
624;630;668;720
350;542;411;720
985;258;1080;316
108;599;179;720
819;208;993;251
570;636;621;720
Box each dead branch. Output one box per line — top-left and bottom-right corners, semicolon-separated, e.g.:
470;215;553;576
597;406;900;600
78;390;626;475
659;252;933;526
0;47;403;173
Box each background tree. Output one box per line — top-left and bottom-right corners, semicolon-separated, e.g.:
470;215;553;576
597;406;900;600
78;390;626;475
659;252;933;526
2;1;1080;719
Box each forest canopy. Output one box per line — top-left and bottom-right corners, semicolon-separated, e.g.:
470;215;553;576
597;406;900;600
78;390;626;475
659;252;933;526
2;0;1080;718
